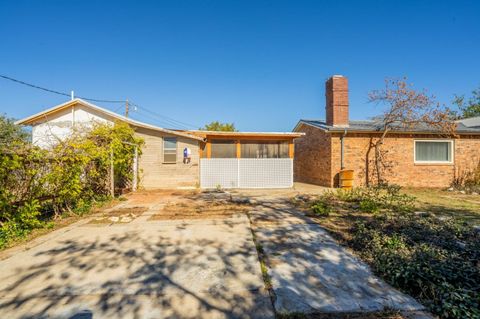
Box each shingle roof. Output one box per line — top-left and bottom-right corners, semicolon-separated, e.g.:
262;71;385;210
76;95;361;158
459;116;480;128
296;118;480;134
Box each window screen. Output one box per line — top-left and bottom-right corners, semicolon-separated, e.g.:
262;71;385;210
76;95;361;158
210;140;236;158
241;141;289;158
415;141;452;163
163;137;177;163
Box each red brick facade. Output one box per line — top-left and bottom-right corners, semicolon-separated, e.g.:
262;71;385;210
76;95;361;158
294;122;480;188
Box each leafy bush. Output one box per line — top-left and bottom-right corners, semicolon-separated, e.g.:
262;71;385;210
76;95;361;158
0;118;143;249
337;184;415;213
311;201;332;217
359;198;380;213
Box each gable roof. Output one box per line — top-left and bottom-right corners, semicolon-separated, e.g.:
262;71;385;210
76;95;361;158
15;99;205;141
294;118;480;135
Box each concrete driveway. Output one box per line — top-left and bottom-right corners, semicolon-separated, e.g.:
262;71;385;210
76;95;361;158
0;185;429;319
0;191;273;319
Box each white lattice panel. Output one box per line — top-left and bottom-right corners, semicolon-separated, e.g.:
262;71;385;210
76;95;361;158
200;158;293;189
200;159;239;188
239;159;293;188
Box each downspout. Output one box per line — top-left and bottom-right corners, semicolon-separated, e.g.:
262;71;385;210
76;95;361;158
340;129;347;170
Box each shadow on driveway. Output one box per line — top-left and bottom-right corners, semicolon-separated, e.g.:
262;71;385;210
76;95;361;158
0;213;273;318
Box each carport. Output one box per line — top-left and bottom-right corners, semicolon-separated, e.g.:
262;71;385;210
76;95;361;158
192;131;304;189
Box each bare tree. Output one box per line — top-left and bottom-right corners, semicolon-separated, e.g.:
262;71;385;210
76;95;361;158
367;78;457;185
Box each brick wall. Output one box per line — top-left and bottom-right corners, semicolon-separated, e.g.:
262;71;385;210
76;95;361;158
295;124;480;188
294;123;332;186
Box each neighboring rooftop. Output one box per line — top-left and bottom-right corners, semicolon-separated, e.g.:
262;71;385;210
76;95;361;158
459;116;480;128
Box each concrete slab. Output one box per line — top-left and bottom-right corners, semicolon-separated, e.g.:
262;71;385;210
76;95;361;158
0;208;273;318
249;206;425;314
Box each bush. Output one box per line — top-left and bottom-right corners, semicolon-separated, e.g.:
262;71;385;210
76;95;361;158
359;198;380;213
311;201;332;217
0;118;143;249
337;184;415;213
452;160;480;194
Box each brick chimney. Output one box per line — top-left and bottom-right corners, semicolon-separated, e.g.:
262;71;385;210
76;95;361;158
325;75;349;127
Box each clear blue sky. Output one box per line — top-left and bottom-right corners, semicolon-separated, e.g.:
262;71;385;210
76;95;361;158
1;0;479;131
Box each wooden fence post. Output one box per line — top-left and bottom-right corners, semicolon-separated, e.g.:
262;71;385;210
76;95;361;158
110;147;114;197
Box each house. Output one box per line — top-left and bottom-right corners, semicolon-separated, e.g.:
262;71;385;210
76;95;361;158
16;99;302;189
293;75;480;188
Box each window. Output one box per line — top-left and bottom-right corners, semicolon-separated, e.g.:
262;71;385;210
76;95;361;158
210;140;236;158
163;137;177;163
241;141;289;158
414;140;453;164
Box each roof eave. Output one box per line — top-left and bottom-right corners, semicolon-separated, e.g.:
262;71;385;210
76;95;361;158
15;98;205;141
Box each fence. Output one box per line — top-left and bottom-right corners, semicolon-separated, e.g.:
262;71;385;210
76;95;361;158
200;158;293;189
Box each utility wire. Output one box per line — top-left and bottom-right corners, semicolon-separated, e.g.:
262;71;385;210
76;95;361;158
130;102;199;129
132;108;193;130
0;74;125;103
1;74;200;129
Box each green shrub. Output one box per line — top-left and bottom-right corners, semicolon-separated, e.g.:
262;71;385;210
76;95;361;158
15;199;43;229
311;201;332;217
337;184;415;213
0;118;143;249
359;198;380;213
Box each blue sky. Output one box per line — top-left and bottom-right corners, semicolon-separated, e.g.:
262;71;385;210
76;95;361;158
1;0;479;131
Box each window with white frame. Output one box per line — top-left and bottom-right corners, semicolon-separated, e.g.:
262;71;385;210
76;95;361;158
163;137;177;163
414;140;453;164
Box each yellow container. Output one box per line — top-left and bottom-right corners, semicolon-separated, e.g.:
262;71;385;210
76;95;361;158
339;169;354;189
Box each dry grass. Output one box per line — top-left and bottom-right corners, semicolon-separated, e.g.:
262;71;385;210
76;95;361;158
149;200;250;220
88;207;147;224
124;189;199;205
403;187;480;224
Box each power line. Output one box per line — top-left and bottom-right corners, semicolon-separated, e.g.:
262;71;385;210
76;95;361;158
1;74;201;130
130;102;199;129
0;74;126;103
132;108;193;130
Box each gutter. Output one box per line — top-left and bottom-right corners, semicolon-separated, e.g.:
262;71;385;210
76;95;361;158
340;128;347;170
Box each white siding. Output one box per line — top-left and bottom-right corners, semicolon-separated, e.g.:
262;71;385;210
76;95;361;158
31;105;112;148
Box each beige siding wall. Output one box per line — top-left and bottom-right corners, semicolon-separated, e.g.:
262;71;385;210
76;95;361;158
135;127;200;189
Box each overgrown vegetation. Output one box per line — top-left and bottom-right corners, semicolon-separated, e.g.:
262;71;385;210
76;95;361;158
0;116;143;249
452;160;480;194
294;185;480;319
